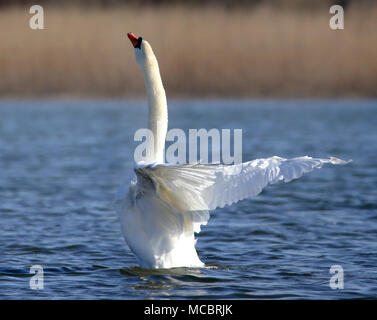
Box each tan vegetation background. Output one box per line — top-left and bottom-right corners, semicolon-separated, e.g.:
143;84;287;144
1;2;377;98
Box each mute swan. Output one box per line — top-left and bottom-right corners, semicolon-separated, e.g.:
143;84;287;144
116;33;350;269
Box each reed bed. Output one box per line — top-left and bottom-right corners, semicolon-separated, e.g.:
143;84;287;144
1;4;376;98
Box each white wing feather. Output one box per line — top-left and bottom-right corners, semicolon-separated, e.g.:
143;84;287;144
138;156;350;212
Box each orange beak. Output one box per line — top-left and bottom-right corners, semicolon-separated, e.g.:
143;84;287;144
127;32;139;48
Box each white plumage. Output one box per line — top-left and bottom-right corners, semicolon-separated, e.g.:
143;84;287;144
116;34;350;269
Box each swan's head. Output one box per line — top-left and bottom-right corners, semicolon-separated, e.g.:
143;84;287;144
127;32;157;70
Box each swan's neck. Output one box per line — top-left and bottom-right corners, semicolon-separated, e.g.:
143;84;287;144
141;58;167;164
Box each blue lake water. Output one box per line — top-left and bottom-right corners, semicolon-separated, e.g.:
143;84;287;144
0;99;376;299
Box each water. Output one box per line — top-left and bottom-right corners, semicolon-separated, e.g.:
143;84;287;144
0;99;376;299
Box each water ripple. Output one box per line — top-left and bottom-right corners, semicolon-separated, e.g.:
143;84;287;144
0;100;376;299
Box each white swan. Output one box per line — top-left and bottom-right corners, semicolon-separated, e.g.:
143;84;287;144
116;33;350;269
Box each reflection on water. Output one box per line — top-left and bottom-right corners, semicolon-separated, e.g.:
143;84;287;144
0;99;376;299
120;267;210;296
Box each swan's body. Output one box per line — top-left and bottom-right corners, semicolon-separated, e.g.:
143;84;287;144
116;33;350;269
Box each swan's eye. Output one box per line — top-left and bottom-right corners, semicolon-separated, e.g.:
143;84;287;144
135;37;142;49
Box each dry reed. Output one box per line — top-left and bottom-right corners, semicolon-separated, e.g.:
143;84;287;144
1;4;376;98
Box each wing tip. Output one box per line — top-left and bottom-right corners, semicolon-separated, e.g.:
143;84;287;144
329;157;352;165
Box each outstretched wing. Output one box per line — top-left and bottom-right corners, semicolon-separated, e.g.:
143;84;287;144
201;156;349;210
136;156;350;212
